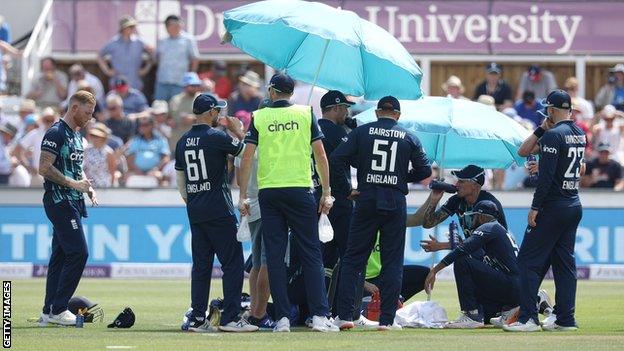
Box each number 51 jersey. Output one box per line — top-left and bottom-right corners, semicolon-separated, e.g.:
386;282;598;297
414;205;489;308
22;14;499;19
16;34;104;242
175;124;243;223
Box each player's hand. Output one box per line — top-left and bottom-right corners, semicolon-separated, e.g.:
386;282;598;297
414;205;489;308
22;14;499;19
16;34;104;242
72;178;92;193
528;209;539;227
363;281;379;295
420;235;443;252
87;186;99;207
424;270;437;294
239;197;250;217
347;189;360;200
525;160;539;174
319;194;334;214
430;188;444;202
541;116;554;130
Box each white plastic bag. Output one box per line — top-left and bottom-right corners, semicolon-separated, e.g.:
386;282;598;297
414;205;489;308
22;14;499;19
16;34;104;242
237;216;251;242
318;213;334;243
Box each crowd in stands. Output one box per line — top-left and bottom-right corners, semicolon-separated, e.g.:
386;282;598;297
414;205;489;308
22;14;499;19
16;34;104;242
1;14;623;191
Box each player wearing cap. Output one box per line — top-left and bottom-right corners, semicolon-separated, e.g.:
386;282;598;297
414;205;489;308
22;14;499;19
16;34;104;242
505;89;586;332
424;200;520;329
175;93;258;333
237;72;338;333
331;96;432;330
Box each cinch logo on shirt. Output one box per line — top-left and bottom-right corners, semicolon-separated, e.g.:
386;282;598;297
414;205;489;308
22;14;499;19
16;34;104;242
542;146;558;154
42;139;57;148
268;120;299;132
70;152;83;161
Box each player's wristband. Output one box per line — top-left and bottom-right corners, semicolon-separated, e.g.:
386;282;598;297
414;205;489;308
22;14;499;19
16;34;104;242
533;127;545;138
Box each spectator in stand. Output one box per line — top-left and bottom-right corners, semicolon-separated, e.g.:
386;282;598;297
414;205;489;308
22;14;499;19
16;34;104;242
125;116;170;184
26;57;68;109
22;114;38;136
169;72;202;148
571;98;592;154
0;15;10;42
150;100;172;141
591;105;624;161
0;122;16;185
595;64;624;111
582;142;624;191
442;75;469;100
563;77;594;122
516;65;557;101
473;63;512;109
84;122;117;188
13;107;58;186
513;91;544;128
228;70;262;116
200;60;232;99
66;63;105;107
107;76;148;115
10;99;37;142
98;15;152;91
104;94;135;143
0;40;20;94
154;15;200;102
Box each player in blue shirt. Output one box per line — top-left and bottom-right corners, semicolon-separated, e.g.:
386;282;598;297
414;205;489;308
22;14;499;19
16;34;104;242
505;90;586;332
174;94;257;333
424;200;520;329
38;91;98;326
331;96;432;330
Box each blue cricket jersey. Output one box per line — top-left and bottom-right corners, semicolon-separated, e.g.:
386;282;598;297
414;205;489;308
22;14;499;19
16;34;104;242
40;119;86;206
442;220;519;275
441;190;508;238
312;118;351;196
532;120;586;210
175;124;243;224
330;118;431;195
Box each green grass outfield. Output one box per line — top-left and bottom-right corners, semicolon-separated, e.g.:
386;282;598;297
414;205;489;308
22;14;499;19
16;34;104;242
9;279;624;351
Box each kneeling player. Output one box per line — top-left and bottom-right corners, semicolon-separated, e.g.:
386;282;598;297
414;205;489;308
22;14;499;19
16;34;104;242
424;200;520;328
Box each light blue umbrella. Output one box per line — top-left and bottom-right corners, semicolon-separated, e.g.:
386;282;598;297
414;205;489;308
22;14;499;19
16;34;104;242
356;97;531;169
222;0;422;100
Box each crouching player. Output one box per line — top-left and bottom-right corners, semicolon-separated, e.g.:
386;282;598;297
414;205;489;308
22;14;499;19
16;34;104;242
424;200;520;328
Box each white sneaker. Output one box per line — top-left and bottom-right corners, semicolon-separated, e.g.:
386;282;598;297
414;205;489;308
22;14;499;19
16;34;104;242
219;318;259;332
312;315;339;332
490;306;520;328
273;317;290;332
48;310;77;326
542;322;578;332
445;312;484;329
541;313;557;328
188;318;215;333
38;313;50;327
354;315;378;329
503;320;542;332
332;316;355;330
377;322;402;331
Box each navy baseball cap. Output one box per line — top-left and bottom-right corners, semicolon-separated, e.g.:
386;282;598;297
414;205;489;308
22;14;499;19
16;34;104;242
192;94;227;115
486;62;501;74
541;89;572;110
451;165;485;186
268;73;295;94
321;90;355;109
465;200;499;218
376;96;400;112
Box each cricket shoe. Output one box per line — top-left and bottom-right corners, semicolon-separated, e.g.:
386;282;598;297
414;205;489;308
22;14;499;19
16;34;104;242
219;318;259;332
312;315;340;332
354;315;378;329
490;306;520;328
247;314;276;330
542;323;578;332
541;313;557;328
48;310;76;326
332;316;355;330
538;289;554;315
445;311;484;329
273;317;290;332
377;322;402;331
188;317;215;332
37;313;51;327
503;319;541;332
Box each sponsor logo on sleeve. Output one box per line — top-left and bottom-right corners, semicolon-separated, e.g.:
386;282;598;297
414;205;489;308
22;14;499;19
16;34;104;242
42;139;57;149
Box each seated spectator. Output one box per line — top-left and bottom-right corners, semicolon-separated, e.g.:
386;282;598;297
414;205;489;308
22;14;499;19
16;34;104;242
125;116;170;184
13;107;58;186
513;91;544;128
595;64;624;111
169;72;202;149
0;122;16;184
150;100;172;141
84;123;117;188
473;63;512;109
10;99;37;143
67;63;105;107
27;57;68;109
582;143;624;191
564;77;594;122
442;76;469;100
0;40;21;94
591;105;624;161
200;60;232;99
515;65;557;101
228;70;262;116
571;98;592;154
104;94;135;143
107;76;148;115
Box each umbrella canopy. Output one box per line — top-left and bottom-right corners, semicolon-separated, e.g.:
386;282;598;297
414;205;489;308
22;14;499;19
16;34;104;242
222;0;422;100
356;97;531;169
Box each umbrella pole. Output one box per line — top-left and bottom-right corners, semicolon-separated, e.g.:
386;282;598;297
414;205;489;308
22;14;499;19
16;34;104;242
307;39;330;105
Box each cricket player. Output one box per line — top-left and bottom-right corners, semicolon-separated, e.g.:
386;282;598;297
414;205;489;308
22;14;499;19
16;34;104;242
237;72;338;332
175;93;258;333
38;91;97;326
505;89;585;332
331;96;432;330
424;200;520;329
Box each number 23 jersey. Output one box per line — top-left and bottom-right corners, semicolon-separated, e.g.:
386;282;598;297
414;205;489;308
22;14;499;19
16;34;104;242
175;124;243;223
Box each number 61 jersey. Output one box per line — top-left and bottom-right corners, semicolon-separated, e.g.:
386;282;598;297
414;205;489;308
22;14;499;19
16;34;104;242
175;124;243;223
531;120;586;210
